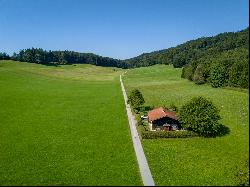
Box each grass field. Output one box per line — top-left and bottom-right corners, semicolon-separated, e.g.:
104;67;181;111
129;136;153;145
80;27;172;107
0;60;141;185
123;64;249;186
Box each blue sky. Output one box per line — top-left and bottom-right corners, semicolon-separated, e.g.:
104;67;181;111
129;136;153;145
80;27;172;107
0;0;248;59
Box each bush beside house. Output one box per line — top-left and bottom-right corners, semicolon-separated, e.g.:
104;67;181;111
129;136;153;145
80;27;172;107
177;96;229;137
127;89;145;113
128;89;229;138
141;127;198;139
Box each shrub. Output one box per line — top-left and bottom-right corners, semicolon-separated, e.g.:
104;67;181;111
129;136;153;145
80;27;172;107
136;118;150;132
141;129;198;139
137;120;143;126
136;104;153;115
181;63;196;81
135;114;141;121
209;60;233;88
193;63;206;84
168;103;178;112
229;60;249;89
177;96;225;137
128;89;145;111
209;63;228;87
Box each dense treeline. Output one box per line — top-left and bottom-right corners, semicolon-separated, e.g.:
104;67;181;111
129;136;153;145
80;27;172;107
0;52;10;60
123;28;249;68
1;27;248;88
11;48;126;68
180;29;249;89
181;47;249;88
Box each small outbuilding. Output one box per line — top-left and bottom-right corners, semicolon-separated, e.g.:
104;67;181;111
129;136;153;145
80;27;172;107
147;107;179;131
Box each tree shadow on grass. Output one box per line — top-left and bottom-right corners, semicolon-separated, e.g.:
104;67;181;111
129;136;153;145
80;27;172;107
199;123;230;138
213;123;230;137
42;63;58;67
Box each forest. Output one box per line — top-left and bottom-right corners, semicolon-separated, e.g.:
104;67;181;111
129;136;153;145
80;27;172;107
0;27;248;88
0;49;125;68
123;27;249;88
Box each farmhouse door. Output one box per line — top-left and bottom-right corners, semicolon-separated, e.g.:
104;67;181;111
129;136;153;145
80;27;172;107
163;126;172;131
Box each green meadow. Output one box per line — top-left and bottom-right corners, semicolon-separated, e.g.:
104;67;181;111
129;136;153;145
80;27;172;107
123;64;249;186
0;60;141;185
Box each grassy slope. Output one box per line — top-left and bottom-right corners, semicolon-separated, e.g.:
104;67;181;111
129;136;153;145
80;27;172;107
123;64;249;186
0;60;141;185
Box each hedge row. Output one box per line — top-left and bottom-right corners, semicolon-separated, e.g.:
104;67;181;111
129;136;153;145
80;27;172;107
141;128;199;139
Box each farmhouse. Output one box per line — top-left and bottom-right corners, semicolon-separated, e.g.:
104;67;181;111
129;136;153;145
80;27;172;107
148;107;179;131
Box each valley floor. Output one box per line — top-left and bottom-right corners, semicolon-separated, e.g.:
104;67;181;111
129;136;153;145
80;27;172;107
0;60;142;185
123;64;249;186
0;60;248;186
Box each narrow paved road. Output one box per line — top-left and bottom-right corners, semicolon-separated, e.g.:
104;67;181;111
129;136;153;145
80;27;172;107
120;74;155;186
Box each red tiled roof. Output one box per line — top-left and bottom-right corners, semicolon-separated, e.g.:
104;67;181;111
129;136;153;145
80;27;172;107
148;107;177;122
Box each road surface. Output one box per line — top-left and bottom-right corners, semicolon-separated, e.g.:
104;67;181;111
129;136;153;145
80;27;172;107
120;74;155;186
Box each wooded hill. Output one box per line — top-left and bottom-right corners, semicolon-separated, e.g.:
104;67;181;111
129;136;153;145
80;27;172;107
1;27;248;88
2;49;124;68
123;27;249;88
